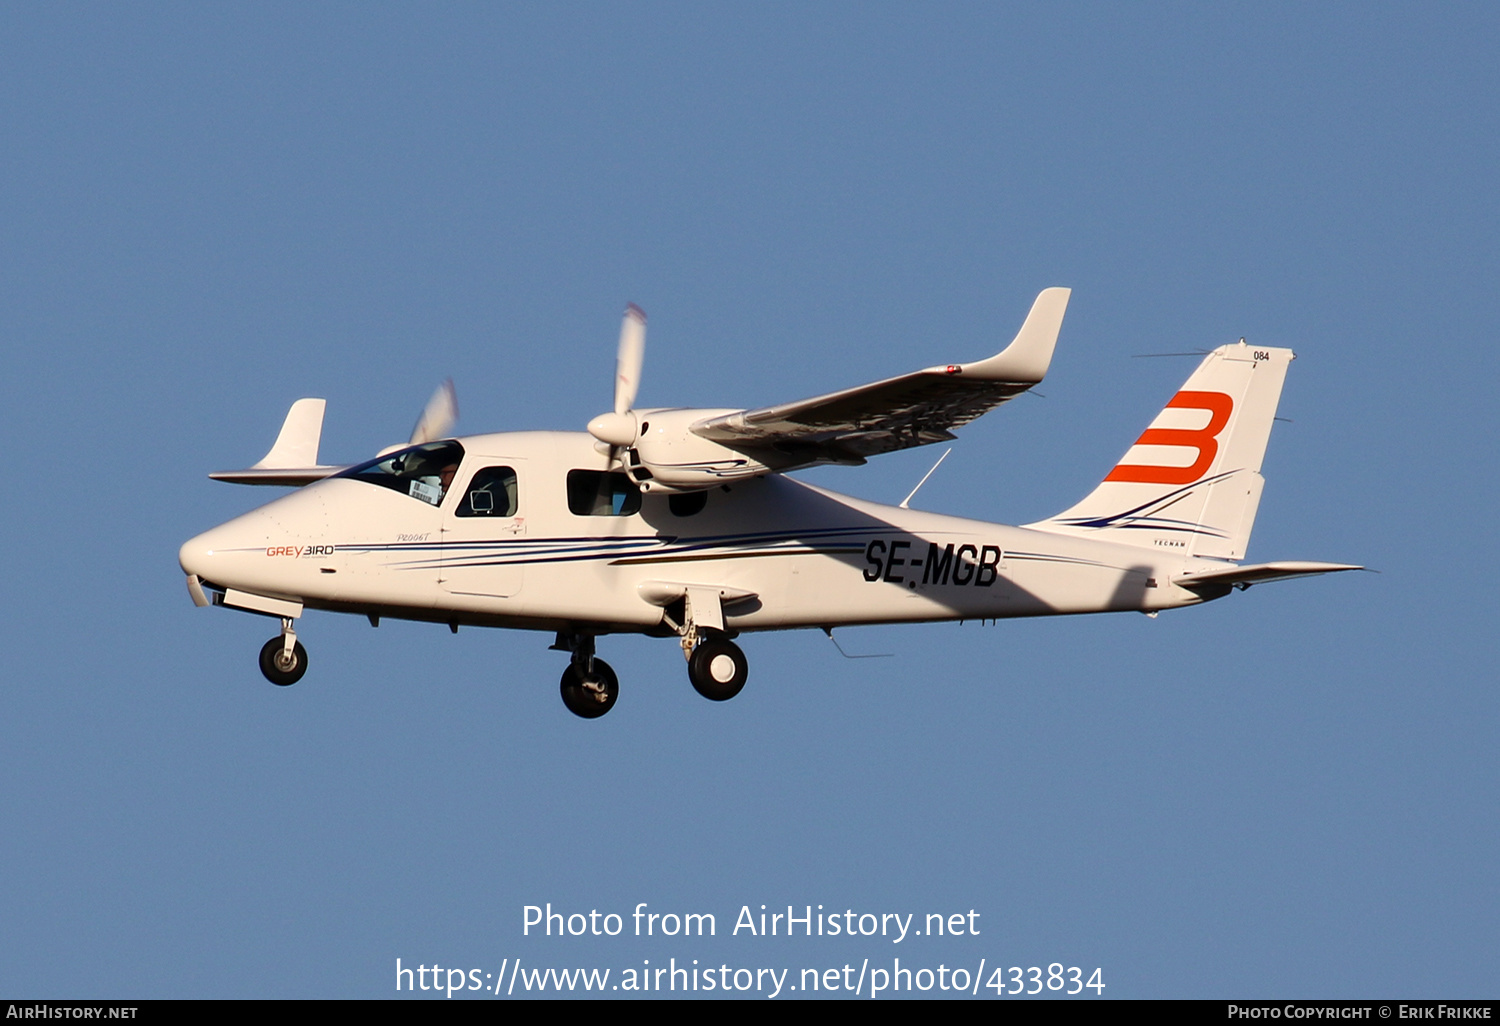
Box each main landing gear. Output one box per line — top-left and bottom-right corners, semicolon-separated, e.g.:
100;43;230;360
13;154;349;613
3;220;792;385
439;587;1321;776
553;633;618;719
549;626;750;718
670;588;749;703
259;618;307;686
687;634;748;702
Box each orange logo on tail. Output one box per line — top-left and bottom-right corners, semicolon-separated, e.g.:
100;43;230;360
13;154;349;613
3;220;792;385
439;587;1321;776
1104;391;1233;485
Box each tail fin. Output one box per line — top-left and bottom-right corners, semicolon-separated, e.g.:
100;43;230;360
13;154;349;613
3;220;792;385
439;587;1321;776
1027;341;1293;560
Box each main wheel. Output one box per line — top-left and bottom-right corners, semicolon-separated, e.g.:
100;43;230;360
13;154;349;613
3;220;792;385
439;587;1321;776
688;637;747;701
259;636;309;687
559;658;619;719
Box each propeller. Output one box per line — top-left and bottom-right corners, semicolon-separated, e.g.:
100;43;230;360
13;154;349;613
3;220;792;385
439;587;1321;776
409;378;459;445
587;304;647;459
374;380;460;458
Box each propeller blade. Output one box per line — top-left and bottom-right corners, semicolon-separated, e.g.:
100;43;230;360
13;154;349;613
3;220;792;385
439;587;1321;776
614;303;646;416
409;379;459;445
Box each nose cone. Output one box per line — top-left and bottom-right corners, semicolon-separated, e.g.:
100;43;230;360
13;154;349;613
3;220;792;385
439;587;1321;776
178;486;325;591
178;517;264;584
178;531;214;579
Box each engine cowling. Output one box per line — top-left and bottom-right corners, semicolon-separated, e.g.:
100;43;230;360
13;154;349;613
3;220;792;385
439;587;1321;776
620;408;775;493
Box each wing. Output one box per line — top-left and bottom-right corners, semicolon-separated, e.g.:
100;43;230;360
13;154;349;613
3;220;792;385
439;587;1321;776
691;287;1070;465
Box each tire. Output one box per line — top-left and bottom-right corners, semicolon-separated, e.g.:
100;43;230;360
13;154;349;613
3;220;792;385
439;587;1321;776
688;637;747;701
259;636;308;687
559;658;619;719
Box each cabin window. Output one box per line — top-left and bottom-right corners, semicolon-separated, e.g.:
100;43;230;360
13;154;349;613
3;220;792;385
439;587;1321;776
456;466;519;517
335;441;466;507
567;470;641;516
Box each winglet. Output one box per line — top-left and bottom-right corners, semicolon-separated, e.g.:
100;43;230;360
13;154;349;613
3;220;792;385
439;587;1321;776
255;398;326;468
939;286;1071;383
209;398;342;485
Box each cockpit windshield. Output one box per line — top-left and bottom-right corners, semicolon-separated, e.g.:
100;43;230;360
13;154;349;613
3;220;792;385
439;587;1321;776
334;441;466;506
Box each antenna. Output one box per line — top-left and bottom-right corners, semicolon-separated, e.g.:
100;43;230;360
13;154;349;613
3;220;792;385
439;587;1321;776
821;627;892;659
899;448;952;509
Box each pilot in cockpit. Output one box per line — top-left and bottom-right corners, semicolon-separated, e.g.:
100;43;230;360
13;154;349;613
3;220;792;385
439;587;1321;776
406;455;461;506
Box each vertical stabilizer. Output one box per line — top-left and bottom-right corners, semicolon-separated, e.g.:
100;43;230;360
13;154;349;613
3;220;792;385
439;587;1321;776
1027;341;1292;561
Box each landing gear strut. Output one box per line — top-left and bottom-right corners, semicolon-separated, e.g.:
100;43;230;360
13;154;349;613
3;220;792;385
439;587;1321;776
662;588;749;703
259;618;308;686
554;633;618;719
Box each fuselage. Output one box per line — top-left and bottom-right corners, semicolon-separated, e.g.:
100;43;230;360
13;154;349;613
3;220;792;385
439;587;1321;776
178;430;1223;637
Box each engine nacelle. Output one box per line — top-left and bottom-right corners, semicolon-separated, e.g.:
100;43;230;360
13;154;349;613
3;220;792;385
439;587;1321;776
623;408;775;493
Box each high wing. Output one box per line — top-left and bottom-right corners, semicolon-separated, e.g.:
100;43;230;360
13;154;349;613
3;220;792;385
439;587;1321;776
690;287;1070;466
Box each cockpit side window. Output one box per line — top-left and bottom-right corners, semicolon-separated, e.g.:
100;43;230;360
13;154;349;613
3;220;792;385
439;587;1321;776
334;441;466;507
456;466;519;517
566;470;641;516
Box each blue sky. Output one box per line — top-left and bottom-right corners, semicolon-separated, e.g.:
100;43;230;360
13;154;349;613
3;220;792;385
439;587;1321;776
2;3;1496;998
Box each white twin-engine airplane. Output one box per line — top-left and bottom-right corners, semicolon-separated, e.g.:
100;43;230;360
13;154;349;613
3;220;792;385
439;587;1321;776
179;288;1358;718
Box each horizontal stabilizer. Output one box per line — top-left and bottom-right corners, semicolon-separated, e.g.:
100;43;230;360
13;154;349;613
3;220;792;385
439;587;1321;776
210;398;344;486
1174;561;1364;590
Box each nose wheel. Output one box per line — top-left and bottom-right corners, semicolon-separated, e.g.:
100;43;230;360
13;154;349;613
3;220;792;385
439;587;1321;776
258;629;308;686
688;636;748;701
554;632;619;718
559;659;618;718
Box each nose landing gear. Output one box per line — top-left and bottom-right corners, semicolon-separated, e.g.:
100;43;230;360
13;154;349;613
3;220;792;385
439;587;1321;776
559;660;618;718
553;632;618;718
258;618;308;686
